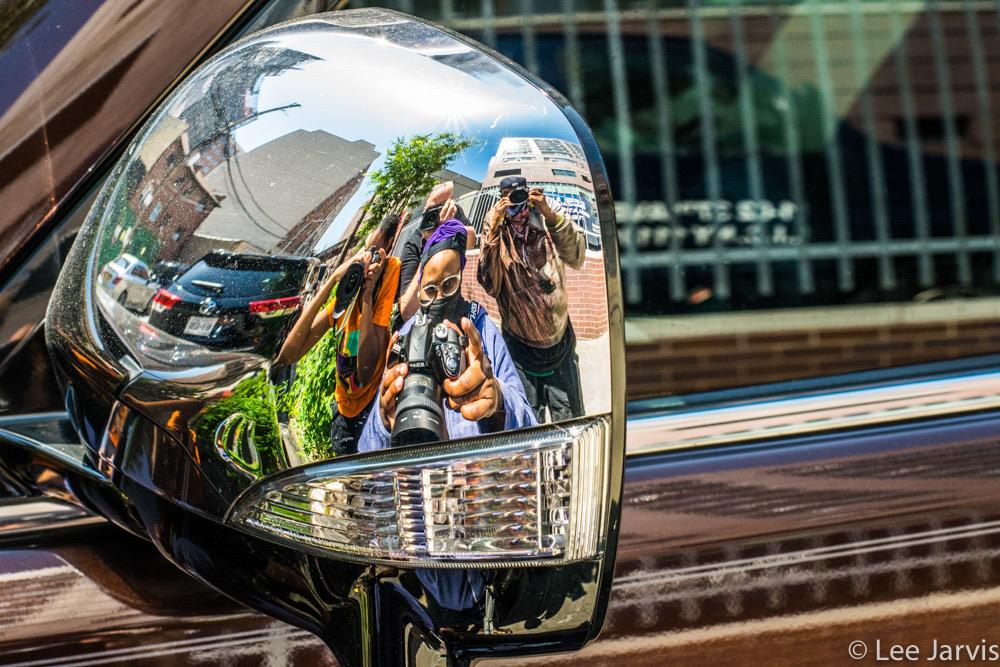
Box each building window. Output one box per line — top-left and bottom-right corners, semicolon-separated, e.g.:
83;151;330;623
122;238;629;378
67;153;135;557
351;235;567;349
494;168;522;177
552;168;576;177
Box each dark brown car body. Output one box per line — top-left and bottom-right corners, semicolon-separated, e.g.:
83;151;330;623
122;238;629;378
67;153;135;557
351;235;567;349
3;2;1000;666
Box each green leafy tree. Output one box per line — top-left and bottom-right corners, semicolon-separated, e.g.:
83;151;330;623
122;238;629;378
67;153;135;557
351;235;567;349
285;132;474;460
360;132;475;237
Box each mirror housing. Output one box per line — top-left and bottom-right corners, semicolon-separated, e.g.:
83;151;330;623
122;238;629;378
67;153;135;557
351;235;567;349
41;9;625;665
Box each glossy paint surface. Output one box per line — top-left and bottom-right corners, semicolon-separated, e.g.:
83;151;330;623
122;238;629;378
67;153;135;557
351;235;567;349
0;517;337;666
8;2;1000;666
0;0;252;280
6;408;1000;665
489;410;1000;665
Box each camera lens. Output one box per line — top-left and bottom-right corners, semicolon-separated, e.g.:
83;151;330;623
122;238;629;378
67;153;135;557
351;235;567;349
508;187;529;205
392;373;446;446
330;261;365;319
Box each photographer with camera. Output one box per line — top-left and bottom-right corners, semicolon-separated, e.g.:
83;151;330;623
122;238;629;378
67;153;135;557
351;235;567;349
358;219;535;452
478;175;587;423
276;213;403;455
397;181;477;322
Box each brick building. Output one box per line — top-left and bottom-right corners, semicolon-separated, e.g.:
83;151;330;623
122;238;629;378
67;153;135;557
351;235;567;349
128;132;217;263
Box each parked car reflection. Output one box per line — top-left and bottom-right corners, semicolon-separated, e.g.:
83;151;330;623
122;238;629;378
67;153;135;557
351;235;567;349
145;250;316;356
97;254;159;313
149;260;188;287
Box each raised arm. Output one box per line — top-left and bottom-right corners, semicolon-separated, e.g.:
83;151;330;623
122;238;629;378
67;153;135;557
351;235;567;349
275;248;364;366
355;251;395;384
529;191;586;269
476;196;510;298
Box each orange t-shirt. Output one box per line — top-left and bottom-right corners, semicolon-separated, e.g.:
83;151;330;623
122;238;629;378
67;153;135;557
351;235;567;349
326;257;400;418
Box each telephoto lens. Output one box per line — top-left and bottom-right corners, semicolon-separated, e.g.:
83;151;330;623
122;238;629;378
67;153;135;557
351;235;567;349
392;372;446;446
391;313;447;447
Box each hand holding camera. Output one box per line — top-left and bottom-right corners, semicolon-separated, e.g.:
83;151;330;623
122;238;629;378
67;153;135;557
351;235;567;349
379;331;407;431
442;317;502;422
331;246;385;318
501;184;553;227
527;187;553;218
365;246;385;276
420;198;458;233
488;196;511;235
380;316;501;443
381;313;468;442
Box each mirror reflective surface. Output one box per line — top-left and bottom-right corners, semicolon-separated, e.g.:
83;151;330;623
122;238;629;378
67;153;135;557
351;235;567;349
43;9;624;662
82;8;613;504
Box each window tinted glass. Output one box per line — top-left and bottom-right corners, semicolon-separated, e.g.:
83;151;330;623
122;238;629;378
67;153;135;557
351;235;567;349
177;256;306;299
354;0;1000;399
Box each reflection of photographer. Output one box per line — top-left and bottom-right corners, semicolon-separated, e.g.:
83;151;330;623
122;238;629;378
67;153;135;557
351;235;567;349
388;314;468;446
358;221;535;452
478;176;587;423
398;182;477;321
276;213;402;455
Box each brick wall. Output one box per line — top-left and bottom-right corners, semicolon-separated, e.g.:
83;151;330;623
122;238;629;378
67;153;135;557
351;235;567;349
626;319;1000;400
461;250;609;340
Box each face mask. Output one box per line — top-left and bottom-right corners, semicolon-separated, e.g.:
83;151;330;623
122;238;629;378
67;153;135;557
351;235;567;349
422;291;465;324
506;201;529;219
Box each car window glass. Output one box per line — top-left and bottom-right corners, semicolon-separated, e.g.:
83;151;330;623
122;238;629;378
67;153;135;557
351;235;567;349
176;258;306;299
352;0;1000;400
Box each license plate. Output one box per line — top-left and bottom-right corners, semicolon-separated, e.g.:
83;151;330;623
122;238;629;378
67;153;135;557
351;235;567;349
183;316;218;336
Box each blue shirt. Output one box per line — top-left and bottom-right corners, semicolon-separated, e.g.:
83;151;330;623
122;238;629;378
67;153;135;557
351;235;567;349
358;303;537;451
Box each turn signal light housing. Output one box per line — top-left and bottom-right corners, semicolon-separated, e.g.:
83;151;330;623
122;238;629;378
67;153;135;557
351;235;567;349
228;418;609;568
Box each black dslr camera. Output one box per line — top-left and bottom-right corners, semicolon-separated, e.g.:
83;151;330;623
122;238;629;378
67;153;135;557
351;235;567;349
390;312;468;447
507;185;530;205
330;248;380;319
420;204;443;232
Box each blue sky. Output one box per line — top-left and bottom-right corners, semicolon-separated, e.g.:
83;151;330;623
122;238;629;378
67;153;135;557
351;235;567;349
227;29;580;251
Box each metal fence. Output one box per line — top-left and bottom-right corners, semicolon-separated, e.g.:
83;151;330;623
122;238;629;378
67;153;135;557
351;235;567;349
351;0;1000;313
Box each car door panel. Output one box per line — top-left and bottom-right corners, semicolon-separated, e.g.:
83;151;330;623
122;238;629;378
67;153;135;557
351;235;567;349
485;409;1000;665
0;509;337;666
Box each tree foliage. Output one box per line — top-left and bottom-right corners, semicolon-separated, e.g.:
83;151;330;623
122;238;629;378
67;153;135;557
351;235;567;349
191;370;282;470
360;132;475;236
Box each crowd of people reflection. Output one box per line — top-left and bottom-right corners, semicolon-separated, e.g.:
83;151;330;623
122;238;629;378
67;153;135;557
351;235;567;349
280;174;592;455
99;165;604;458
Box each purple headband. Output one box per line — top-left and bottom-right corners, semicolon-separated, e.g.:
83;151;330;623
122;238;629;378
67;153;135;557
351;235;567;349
420;218;468;269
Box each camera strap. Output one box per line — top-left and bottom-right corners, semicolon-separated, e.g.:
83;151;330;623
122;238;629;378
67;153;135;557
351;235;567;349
467;299;482;324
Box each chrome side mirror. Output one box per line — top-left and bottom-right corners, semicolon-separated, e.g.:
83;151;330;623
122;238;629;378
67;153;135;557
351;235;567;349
44;9;624;665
